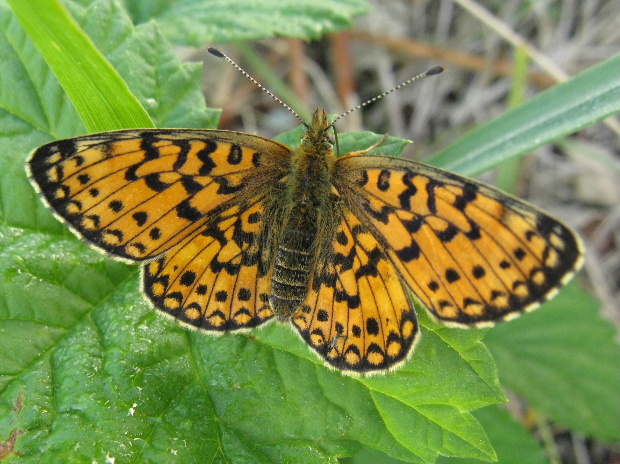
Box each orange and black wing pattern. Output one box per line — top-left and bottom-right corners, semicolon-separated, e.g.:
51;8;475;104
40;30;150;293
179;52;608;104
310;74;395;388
292;193;419;374
143;196;277;331
333;155;584;328
27;129;291;261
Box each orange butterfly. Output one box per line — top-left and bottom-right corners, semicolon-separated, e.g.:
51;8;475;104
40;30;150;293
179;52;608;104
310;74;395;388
27;58;583;375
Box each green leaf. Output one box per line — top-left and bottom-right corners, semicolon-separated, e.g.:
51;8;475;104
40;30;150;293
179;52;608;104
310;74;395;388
276;125;412;159
485;282;620;442
437;406;549;464
68;0;220;129
428;55;620;177
346;405;549;464
120;0;371;45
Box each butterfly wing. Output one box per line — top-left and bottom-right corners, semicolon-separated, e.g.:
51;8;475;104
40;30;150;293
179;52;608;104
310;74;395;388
27;129;291;261
291;195;419;374
143;195;277;330
333;155;584;327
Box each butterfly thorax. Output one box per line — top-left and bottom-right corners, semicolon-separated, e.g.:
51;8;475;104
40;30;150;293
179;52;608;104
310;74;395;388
269;110;337;320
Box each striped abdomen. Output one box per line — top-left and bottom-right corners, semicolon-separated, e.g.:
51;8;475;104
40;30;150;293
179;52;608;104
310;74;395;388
270;215;317;320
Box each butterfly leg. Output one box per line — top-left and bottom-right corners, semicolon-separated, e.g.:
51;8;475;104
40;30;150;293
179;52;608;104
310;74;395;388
342;134;390;158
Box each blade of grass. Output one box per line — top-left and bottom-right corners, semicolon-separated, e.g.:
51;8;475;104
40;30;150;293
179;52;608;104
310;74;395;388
8;0;153;132
428;55;620;176
495;45;530;195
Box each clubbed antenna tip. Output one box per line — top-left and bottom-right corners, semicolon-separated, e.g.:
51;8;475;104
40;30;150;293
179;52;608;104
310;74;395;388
426;66;445;76
207;47;225;59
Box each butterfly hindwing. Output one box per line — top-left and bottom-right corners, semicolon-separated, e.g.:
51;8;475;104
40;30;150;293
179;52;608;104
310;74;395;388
333;155;584;327
143;196;276;331
27;130;291;261
292;199;419;373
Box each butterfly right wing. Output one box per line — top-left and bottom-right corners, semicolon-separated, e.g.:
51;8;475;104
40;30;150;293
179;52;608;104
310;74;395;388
333;155;584;327
27;129;291;261
143;195;277;331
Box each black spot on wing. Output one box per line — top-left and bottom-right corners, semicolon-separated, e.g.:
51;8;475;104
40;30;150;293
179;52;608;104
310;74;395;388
215;177;244;195
197;141;218;175
228;144;243;165
238;288;252;301
377;170;391;191
366;318;380;336
437;224;458;242
181;176;204;195
196;284;208;295
355;247;382;278
472;265;486;279
145;173;169;192
445;268;460;283
402;216;424;233
176;199;202;222
149;228;162;240
426;180;439;214
180;271;197;287
109;200;123;213
395;242;421;262
355;170;369;187
397;171;418;210
133;211;148;226
453;185;478;211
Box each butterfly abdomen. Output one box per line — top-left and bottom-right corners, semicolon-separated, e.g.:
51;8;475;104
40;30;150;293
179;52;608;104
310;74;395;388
270;171;331;320
270;223;316;320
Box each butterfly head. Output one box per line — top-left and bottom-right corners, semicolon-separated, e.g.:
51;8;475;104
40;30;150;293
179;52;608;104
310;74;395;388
300;109;336;157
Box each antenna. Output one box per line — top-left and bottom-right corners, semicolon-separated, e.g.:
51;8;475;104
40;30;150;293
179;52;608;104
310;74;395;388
208;47;306;126
329;66;444;127
208;47;444;129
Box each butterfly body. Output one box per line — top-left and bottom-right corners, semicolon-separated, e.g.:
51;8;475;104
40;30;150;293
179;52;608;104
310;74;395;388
269;110;336;320
27;108;584;375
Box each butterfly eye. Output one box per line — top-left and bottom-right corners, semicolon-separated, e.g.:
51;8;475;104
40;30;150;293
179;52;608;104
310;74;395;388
326;132;335;146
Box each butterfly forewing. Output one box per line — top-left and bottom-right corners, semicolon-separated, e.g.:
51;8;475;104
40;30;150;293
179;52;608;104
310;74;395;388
28;130;291;261
333;155;584;327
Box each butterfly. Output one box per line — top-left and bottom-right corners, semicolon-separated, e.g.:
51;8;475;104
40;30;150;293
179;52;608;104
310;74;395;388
27;62;584;375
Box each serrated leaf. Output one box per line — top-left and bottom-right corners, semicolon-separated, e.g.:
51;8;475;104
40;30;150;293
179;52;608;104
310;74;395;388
485;282;620;442
120;0;371;45
259;309;503;462
69;0;220;129
437;406;549;464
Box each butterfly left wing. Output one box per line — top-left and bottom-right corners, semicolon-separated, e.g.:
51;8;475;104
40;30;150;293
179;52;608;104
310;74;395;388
333;155;584;327
291;198;419;374
143;195;276;331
